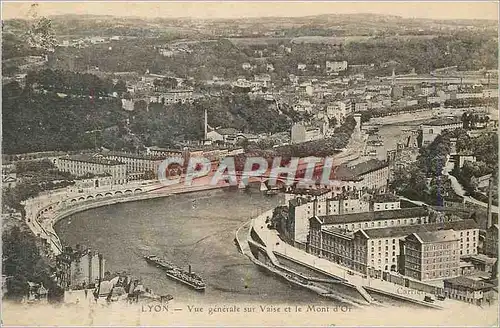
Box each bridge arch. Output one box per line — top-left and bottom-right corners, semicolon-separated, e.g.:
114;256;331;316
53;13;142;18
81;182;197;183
115;191;123;195
105;192;112;197
78;197;85;201
124;190;132;194
96;194;103;198
87;195;93;200
134;188;142;193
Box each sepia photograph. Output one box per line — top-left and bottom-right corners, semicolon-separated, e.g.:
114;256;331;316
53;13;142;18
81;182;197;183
1;1;499;326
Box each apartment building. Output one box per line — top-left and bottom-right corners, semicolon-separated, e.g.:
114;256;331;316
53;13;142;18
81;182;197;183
362;219;477;273
403;230;460;281
145;146;184;159
308;207;430;268
100;152;165;180
155;89;194;104
308;212;477;275
332;159;390;194
56;155;126;185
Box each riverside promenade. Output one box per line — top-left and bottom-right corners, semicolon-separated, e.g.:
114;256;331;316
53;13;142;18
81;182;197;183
24;178;232;256
242;210;474;310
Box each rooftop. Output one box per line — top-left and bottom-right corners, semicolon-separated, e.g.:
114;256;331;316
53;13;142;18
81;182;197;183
413;230;459;243
334;159;388;181
422;117;462;126
318;207;428;225
371;193;400;203
444;276;495;291
361;219;478;239
61;155;124;166
215;127;240;135
286;188;331;197
148;146;183;153
461;254;497;265
103;151;167;161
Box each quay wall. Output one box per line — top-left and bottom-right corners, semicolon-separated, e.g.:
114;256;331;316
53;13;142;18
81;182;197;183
25;182;229;256
274;253;344;281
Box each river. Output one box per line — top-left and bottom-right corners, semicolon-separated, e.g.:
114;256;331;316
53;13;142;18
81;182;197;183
55;189;333;305
54;114;441;306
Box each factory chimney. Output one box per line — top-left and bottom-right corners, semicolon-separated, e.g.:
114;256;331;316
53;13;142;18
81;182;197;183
204;108;208;140
487;175;493;229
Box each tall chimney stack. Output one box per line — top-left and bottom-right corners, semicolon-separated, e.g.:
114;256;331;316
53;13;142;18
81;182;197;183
487;175;493;229
204;108;208;140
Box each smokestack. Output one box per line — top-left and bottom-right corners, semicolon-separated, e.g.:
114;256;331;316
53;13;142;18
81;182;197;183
487;176;493;229
98;253;103;281
189;264;192;274
204;108;208;140
88;251;93;286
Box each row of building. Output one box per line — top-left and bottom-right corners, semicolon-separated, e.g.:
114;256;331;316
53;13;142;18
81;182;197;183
277;182;498;305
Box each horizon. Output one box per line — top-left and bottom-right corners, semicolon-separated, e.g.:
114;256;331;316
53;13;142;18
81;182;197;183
2;1;499;21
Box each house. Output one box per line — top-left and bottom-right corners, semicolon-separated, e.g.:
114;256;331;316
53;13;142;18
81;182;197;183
26;282;48;303
121;99;135;111
155;89;194;104
298;83;313;97
206;127;240;144
420;117;462;146
290;123;321;144
289;74;299;85
293;100;313;113
2;167;16;189
242;62;252;70
443;276;495;305
354;101;368;112
420;83;435;96
484;224;498;257
326;60;348;74
254;74;272;88
427;95;442;104
235;133;259;144
483;89;498;98
297;63;307;71
398;98;418;108
451;153;476;169
461;254;497;274
326;103;348;125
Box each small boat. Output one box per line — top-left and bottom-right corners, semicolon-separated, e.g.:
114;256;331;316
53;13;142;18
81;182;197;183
144;255;206;291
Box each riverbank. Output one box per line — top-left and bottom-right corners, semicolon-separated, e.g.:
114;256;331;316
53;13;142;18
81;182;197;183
234;218;365;308
240;208;493;310
26;181;232;256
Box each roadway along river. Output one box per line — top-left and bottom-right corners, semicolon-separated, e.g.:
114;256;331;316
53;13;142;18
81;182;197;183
55;189;334;305
55;112;446;306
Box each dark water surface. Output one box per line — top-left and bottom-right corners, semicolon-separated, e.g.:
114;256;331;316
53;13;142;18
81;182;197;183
55;189;332;305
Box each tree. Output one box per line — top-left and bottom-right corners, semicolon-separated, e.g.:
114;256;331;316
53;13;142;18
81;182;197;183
113;80;127;94
25;4;57;53
2;226;62;301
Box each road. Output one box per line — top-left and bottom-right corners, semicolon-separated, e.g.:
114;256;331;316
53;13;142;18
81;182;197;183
442;156;498;213
249;212;472;309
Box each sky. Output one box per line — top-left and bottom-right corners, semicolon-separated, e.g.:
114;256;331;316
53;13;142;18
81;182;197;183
2;1;499;21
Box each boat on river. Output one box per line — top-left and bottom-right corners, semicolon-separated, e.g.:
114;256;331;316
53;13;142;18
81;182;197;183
144;255;206;291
